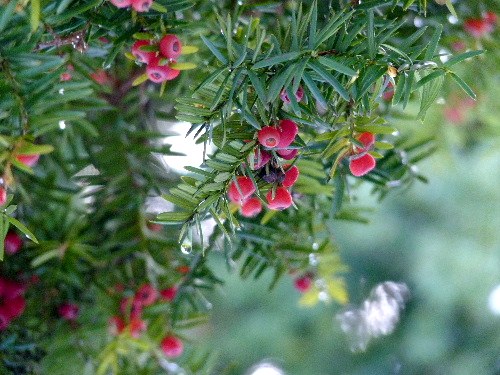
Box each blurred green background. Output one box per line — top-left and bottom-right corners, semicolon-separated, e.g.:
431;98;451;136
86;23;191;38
198;70;500;374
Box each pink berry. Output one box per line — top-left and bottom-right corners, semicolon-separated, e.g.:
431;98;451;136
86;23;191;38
356;132;375;151
5;295;26;319
0;278;25;299
277;119;298;148
277;148;298;160
349;153;376;177
4;232;22;255
280;86;304;103
147;222;163;232
58;303;79;321
464;18;491;38
0;187;6;206
266;187;293;210
161;335;184;358
120;297;143;318
60;72;72;82
146;57;180;83
294;275;312;293
159;34;182;60
16;154;39;167
131;0;152;12
228;176;256;203
257;126;281;148
248;148;271;170
484;11;498;26
240;197;262;217
135;284;158;306
160;286;178;302
109;0;132;8
90;70;111;85
282;165;299;188
132;40;156;64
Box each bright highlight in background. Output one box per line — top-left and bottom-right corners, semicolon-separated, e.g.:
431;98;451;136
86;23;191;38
488;284;500;315
247;362;285;375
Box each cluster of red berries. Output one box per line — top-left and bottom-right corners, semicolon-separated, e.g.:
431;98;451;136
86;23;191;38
131;35;182;84
110;0;153;12
108;283;183;357
464;11;497;39
0;153;41;206
0;277;27;330
228;119;301;217
348;132;377;177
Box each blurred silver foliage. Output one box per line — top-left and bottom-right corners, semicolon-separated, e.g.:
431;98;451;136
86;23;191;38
336;281;410;352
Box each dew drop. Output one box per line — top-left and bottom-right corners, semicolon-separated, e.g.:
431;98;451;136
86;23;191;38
180;238;192;254
309;253;318;266
312;242;319;251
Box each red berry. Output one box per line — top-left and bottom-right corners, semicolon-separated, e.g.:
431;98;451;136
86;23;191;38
109;316;126;335
282;165;299;188
294;275;312;293
135;284;158;306
240;197;262;217
58;303;79;321
60;72;72;82
277;148;298;160
4;232;22;255
148;222;163;232
5;295;26;319
16;154;39;167
266;187;293;210
0;187;6;206
484;11;498;26
146;57;180;83
248;148;271;170
356;132;375;151
280;86;304;103
228;176;256;203
109;0;132;8
132;40;156;64
177;265;190;274
277;119;298;148
129;317;147;338
257;126;281;148
160;286;178;302
464;18;491;38
90;70;111;85
0;278;25;299
131;0;152;12
349;153;376;177
159;34;182;60
161;335;184;358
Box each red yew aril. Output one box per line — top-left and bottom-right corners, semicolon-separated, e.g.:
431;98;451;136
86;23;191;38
280;86;304;104
240;197;262;217
349;153;376;177
248;148;271;170
132;40;156;64
109;316;126;335
228;176;256;203
120;297;143;319
58;303;79;321
0;187;6;206
159;34;182;60
160;286;178;302
484;11;498;26
129;317;147;338
131;0;152;12
282;165;299;188
5;295;26;319
135;284;158;306
257;126;281;148
277;148;298;160
356;132;376;150
266;187;293;210
161;335;184;358
294;275;312;293
146;57;181;83
16;154;40;167
109;0;132;8
4;231;23;255
277;119;298;148
464;18;492;38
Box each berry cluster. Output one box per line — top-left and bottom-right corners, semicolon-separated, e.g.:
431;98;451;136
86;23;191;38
228;119;301;217
348;132;376;177
110;0;153;12
464;11;497;39
0;277;27;330
132;35;182;84
108;283;183;357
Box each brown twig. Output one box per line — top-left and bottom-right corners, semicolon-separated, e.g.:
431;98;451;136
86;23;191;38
34;23;89;52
